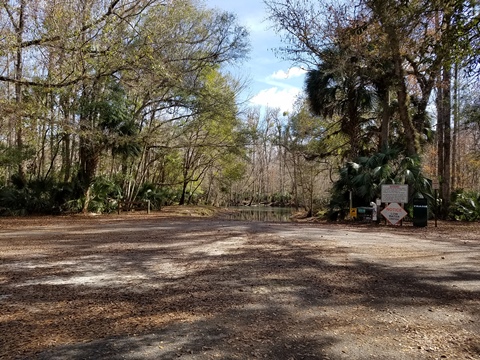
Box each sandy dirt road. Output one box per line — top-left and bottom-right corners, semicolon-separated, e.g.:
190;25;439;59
0;212;479;359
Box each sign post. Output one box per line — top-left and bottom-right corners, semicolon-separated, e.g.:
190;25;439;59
432;178;440;228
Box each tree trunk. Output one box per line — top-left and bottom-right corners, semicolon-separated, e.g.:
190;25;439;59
452;63;459;191
179;180;188;205
394;56;418;157
379;88;390;151
78;119;100;213
14;0;26;183
292;153;299;210
82;186;91;214
383;22;419;157
436;73;445;199
442;65;452;209
436;65;452;216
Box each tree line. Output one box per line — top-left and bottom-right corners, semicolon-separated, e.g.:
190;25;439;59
261;0;480;220
0;0;250;214
1;0;480;221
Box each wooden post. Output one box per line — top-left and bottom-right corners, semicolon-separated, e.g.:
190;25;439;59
401;203;404;226
432;178;440;228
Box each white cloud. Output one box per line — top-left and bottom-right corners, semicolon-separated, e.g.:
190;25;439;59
269;67;307;80
250;87;302;113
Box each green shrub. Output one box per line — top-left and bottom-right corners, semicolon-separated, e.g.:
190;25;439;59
449;190;480;221
136;182;167;210
329;148;432;217
88;177;122;213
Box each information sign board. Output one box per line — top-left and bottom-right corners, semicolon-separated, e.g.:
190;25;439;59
381;202;408;225
381;184;409;204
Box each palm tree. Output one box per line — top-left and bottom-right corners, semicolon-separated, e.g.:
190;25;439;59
305;47;375;160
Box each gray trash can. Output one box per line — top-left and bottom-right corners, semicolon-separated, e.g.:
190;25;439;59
413;198;428;227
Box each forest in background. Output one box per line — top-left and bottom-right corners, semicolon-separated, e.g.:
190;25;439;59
1;0;480;220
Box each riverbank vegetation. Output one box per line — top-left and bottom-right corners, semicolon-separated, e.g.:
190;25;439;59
1;0;479;220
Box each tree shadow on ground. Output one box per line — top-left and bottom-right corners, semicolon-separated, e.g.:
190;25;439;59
1;217;479;359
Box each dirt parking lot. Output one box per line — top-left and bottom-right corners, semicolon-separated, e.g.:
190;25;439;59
1;210;479;359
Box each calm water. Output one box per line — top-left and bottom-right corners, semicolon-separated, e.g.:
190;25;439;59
225;206;295;222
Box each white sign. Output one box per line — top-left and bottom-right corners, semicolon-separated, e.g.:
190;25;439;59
432;178;440;190
381;202;408;225
381;185;409;204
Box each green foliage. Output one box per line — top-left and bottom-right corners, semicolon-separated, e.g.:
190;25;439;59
0;0;251;215
136;182;169;210
305;47;376;159
0;145;35;168
79;80;140;157
271;192;292;206
0;178;78;215
0;187;25;216
0;176;122;215
86;177;122;213
448;190;480;222
329;148;432;214
286;102;346;160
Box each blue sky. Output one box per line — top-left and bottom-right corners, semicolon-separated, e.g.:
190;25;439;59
205;0;307;114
